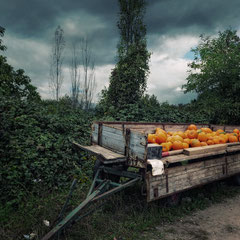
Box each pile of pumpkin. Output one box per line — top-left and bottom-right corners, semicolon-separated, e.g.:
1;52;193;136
148;124;240;152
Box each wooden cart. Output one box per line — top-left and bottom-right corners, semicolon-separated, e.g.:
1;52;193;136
42;121;240;240
80;121;240;202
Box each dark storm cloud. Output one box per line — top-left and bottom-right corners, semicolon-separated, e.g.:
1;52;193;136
1;0;119;65
0;0;117;38
2;0;240;44
146;0;240;36
2;0;240;66
2;0;240;102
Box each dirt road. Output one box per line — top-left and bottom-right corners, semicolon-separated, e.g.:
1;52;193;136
143;194;240;240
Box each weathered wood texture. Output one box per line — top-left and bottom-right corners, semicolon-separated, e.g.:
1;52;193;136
72;141;126;164
147;146;240;202
91;122;147;168
91;122;240;168
183;144;227;156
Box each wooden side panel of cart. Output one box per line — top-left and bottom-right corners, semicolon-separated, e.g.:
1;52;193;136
91;122;147;168
91;122;214;168
146;145;240;202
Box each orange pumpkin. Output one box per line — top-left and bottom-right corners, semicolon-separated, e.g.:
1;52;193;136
190;139;201;147
161;143;169;152
182;142;189;149
172;135;184;142
156;128;167;137
155;132;167;144
183;138;191;144
167;142;173;150
187;130;198;139
188;124;198;130
172;141;183;150
198;132;208;142
207;139;214;145
229;135;238;143
216;129;224;135
233;129;240;135
213;136;220;144
148;134;156;143
219;136;226;144
201;127;212;133
173;131;186;139
200;142;208;147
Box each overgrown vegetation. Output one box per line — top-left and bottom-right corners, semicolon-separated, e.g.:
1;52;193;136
1;3;240;239
1;179;240;240
183;29;240;124
0;97;93;206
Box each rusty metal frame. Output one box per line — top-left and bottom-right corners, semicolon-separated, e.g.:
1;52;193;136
41;166;141;240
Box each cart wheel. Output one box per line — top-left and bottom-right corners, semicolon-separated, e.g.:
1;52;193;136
233;174;240;186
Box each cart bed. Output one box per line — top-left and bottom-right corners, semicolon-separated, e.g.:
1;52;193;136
83;121;240;202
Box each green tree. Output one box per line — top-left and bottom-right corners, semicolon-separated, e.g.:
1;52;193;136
0;28;40;101
100;0;150;115
183;29;240;124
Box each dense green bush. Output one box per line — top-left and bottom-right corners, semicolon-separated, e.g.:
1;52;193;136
0;28;94;206
0;97;93;206
96;93;211;124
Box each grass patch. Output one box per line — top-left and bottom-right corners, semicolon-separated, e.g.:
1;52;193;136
1;179;240;240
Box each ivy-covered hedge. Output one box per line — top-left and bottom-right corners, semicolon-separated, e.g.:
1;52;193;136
0;97;93;206
96;94;211;124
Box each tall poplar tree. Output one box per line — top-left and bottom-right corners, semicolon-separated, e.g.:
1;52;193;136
102;0;150;111
49;26;65;101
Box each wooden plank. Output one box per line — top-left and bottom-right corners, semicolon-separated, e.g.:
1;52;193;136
163;124;210;133
162;149;184;157
101;125;125;154
225;125;240;132
72;142;126;162
91;123;99;143
227;154;240;163
102;125;123;135
100;124;147;160
183;144;227;156
150;157;226;187
211;124;225;131
227;145;240;153
147;153;240;201
166;157;225;178
163;125;187;132
149;165;225;199
124;124;164;130
147;151;240;200
101;139;125;155
227;142;240;147
162;150;226;165
128;130;146;160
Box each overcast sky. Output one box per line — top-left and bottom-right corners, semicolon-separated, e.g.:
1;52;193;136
1;0;240;104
